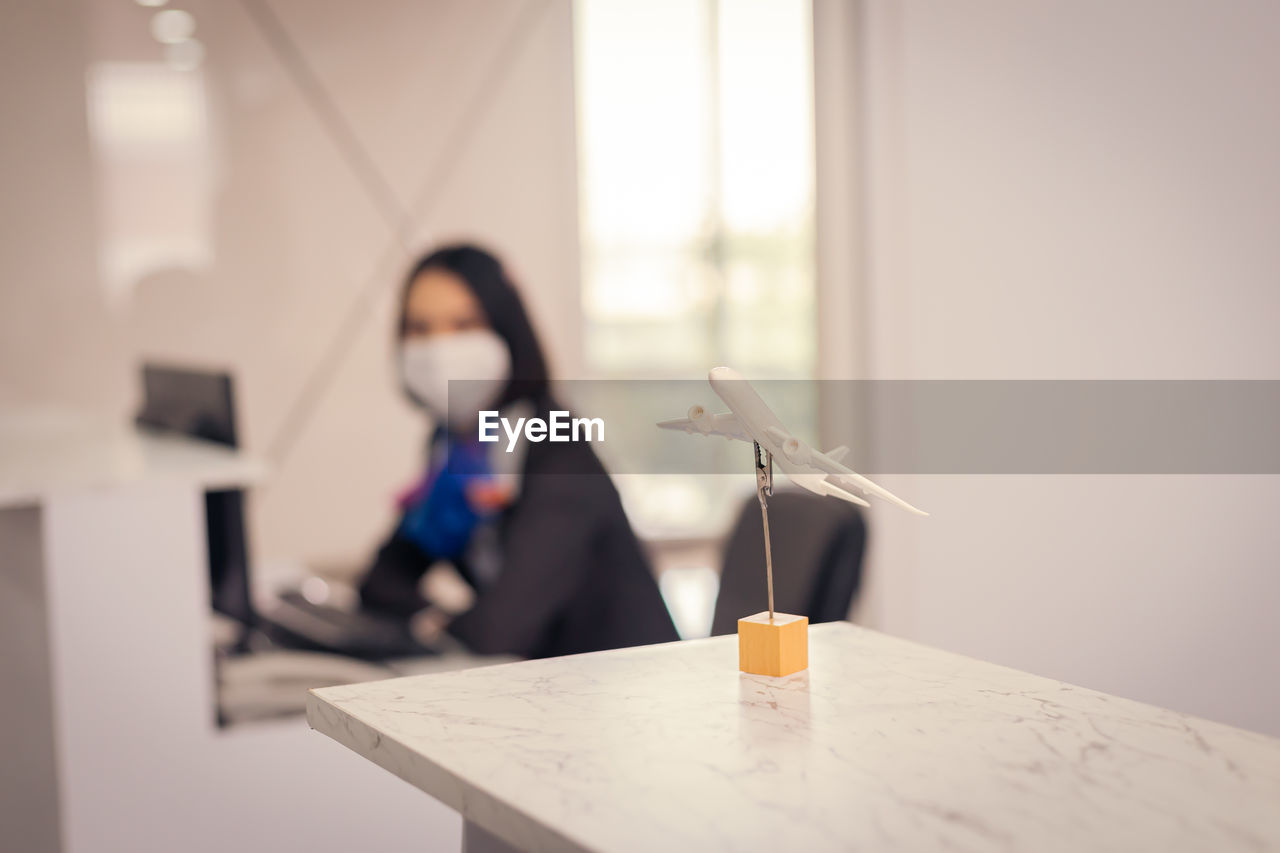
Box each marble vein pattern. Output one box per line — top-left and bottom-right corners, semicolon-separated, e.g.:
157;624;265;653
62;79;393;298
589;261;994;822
307;623;1280;852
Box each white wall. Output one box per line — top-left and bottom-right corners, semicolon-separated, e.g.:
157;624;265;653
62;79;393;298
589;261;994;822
842;0;1280;734
1;0;582;575
0;0;131;418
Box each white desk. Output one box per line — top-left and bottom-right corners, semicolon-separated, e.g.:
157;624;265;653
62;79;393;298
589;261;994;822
309;622;1280;852
1;412;496;852
0;411;265;508
0;413;265;851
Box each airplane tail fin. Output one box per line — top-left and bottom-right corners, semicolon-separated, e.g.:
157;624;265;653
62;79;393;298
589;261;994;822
824;445;850;464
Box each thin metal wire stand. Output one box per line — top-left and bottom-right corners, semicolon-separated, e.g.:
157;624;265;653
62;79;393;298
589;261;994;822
754;441;775;622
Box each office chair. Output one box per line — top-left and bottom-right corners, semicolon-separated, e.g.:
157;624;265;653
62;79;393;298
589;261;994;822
710;489;867;636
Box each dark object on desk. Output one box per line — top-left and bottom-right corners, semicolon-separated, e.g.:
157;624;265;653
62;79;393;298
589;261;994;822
711;490;867;636
136;363;239;445
264;591;436;660
135;363;256;629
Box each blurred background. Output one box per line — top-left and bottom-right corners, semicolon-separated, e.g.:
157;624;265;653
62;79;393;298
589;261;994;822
2;0;1279;851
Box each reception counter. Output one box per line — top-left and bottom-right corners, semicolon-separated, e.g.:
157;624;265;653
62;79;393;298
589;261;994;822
0;413;265;851
308;622;1280;852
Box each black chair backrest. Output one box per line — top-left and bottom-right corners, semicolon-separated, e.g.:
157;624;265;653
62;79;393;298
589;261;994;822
710;490;867;636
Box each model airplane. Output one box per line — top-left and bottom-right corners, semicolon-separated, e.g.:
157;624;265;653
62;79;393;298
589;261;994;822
658;366;928;516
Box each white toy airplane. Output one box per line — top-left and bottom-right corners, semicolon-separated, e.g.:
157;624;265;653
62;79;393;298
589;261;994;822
658;366;928;516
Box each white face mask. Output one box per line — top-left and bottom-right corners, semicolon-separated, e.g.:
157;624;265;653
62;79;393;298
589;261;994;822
400;329;511;431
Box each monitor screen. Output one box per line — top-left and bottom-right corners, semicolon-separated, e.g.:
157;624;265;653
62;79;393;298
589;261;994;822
136;364;238;448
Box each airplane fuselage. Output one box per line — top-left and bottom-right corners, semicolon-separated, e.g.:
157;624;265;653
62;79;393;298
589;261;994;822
708;366;820;483
660;366;925;514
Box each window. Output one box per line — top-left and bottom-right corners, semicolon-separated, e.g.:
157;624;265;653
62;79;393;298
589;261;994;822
574;0;817;536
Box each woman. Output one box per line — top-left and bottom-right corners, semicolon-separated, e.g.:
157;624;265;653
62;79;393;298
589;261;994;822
358;244;678;658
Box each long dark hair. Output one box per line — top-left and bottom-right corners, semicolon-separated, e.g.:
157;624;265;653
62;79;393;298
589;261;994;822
397;243;550;409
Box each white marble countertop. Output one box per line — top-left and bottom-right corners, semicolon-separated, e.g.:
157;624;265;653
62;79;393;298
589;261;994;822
308;623;1280;852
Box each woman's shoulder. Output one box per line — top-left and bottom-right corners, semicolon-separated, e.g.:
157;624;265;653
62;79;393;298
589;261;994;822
509;397;614;501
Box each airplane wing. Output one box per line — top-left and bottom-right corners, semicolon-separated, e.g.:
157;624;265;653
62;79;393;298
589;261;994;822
809;449;930;517
656;410;753;442
760;426;926;515
789;473;871;507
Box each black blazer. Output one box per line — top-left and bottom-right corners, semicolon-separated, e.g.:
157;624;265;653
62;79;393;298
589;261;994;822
358;407;679;659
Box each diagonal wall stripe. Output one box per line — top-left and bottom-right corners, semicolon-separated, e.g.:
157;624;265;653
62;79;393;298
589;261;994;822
240;0;411;242
243;0;552;470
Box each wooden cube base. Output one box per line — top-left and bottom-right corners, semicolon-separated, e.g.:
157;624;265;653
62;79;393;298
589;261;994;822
738;612;808;677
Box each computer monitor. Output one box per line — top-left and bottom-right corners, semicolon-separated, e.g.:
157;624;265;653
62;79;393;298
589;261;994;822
136;363;255;629
136;364;239;447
